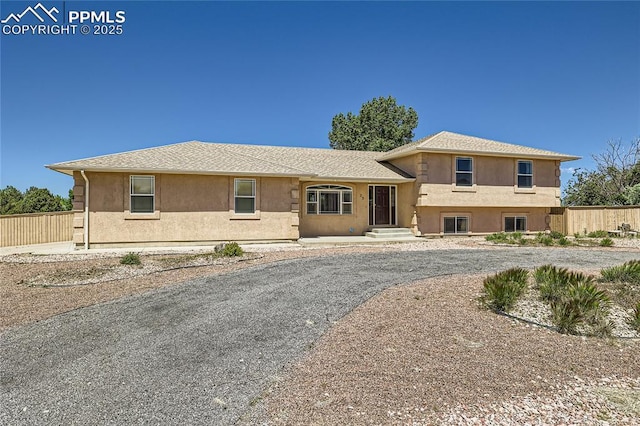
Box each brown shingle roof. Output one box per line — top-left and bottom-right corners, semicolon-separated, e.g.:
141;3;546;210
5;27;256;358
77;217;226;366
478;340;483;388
378;131;580;161
47;141;414;182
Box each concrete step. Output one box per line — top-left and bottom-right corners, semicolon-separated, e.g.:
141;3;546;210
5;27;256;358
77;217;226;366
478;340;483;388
365;228;414;238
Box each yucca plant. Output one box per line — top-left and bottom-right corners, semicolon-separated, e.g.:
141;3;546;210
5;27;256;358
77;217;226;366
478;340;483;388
601;260;640;284
599;238;614;247
549;281;610;335
535;265;571;303
588;230;609;238
481;268;529;312
534;264;564;286
485;232;509;243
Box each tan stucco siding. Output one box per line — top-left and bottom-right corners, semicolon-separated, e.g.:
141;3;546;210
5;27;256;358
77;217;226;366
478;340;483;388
79;172;299;245
406;152;560;186
298;182;415;237
388;154;419;178
417;207;550;235
417;184;560;207
410;153;561;207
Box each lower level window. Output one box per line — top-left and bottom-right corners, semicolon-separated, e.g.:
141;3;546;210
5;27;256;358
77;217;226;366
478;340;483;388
505;216;526;232
444;216;469;234
306;185;352;215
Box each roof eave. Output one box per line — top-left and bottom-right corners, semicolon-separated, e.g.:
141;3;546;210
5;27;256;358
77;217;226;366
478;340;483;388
45;165;316;179
382;147;580;162
303;176;415;183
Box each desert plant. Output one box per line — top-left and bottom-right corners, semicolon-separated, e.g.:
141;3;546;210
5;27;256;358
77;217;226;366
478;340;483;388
588;230;609;238
599;238;614;247
601;260;640;284
220;242;244;257
481;268;529;312
533;264;558;285
549;231;565;240
535;266;595;305
558;237;571;246
120;252;141;265
535;233;554;246
549;280;610;335
485;232;510;243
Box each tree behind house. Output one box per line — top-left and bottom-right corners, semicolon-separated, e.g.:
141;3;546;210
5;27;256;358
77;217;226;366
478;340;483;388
328;96;419;152
563;137;640;206
0;186;73;214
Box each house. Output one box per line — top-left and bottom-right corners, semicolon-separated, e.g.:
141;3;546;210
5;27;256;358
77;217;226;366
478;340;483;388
47;131;579;248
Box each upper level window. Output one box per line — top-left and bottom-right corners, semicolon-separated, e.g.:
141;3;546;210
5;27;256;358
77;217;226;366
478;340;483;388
456;157;473;186
517;160;533;188
306;185;352;215
130;176;155;213
234;179;255;214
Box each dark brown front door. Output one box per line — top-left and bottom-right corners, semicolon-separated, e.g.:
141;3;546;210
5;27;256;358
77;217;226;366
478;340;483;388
374;186;390;225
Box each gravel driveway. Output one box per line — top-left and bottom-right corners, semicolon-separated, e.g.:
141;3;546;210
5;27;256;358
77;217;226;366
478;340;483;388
1;248;638;425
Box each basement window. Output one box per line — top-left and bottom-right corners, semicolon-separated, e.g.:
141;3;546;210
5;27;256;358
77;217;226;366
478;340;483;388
444;216;469;234
505;216;527;232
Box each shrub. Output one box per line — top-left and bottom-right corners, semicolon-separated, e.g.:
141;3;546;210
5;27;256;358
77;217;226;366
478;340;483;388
599;238;614;247
550;282;610;335
588;230;609;238
220;242;244;257
533;264;558;285
536;234;554;246
120;252;141;265
485;232;509;243
630;302;640;331
601;260;640;284
481;268;529;312
549;231;565;240
537;266;610;335
537;266;573;304
558;237;571;246
535;265;594;305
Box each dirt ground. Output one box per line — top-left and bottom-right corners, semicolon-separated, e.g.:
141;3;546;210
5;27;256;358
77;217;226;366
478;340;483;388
262;275;640;425
2;244;639;425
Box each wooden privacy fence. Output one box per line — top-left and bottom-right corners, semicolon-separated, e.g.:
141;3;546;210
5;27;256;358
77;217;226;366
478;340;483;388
549;206;640;236
0;211;74;247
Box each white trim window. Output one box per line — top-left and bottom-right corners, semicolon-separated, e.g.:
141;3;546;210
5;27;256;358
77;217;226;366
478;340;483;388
306;185;352;215
517;160;533;188
234;178;256;214
444;216;469;234
130;175;155;213
505;216;527;232
455;157;473;187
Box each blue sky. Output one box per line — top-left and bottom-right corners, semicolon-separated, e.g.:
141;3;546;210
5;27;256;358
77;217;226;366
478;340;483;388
1;0;639;197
